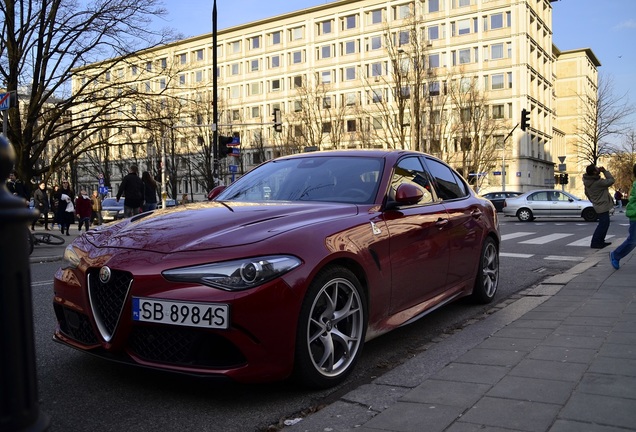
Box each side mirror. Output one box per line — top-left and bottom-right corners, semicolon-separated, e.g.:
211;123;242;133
207;186;226;201
395;183;423;206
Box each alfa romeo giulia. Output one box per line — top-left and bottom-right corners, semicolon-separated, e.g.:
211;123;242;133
53;150;500;388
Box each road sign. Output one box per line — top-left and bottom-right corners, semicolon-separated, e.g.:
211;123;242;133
0;93;10;111
229;165;238;173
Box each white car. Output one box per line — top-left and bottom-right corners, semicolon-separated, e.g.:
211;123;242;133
502;189;597;222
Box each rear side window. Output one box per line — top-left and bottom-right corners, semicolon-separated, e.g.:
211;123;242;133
423;157;469;200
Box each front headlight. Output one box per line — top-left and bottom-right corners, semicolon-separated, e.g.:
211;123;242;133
63;245;81;269
162;255;302;291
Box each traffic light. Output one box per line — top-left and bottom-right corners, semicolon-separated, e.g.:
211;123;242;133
272;108;282;132
520;108;530;131
562;173;569;185
218;132;240;158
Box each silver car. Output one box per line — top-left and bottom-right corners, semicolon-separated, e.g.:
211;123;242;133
502;189;597;222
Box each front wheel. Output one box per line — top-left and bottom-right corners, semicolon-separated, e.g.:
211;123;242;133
471;237;499;304
516;208;534;222
294;266;367;389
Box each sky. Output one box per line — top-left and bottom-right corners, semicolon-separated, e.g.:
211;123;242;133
157;0;636;140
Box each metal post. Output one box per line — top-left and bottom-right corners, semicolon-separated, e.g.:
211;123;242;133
0;135;49;431
501;123;519;192
212;1;219;183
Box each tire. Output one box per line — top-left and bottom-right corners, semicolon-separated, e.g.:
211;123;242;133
471;237;499;304
33;232;65;245
294;266;367;389
516;208;534;222
582;207;597;222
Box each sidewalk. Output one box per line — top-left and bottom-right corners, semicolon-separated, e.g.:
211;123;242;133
29;224;82;263
285;247;636;432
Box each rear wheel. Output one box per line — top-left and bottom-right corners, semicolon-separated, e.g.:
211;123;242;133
516;208;534;222
33;232;65;245
294;266;367;389
471;237;499;304
582;207;597;222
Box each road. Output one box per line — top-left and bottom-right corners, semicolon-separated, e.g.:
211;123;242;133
28;217;627;431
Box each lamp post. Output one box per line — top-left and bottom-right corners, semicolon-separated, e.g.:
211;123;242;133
212;0;219;183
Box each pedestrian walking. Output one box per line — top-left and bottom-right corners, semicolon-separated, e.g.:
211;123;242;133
75;189;93;232
91;190;103;225
610;163;636;269
583;164;615;249
55;179;75;236
116;165;144;218
141;171;159;211
614;189;623;211
7;169;29;205
31;182;51;230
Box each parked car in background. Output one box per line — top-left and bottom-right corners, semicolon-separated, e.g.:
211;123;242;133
502;189;597;222
53;150;500;389
481;191;522;212
100;198;124;222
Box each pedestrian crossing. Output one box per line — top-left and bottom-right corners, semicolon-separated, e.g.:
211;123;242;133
499;230;617;262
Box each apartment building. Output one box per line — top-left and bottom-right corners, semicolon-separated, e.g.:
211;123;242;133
73;0;594;199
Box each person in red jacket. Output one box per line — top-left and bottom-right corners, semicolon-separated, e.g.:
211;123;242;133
75;189;93;232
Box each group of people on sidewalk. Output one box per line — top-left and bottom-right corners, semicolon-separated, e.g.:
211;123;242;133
583;163;636;269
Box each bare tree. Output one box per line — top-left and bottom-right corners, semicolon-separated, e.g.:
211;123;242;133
608;130;636;192
447;73;504;190
0;0;174;188
576;74;634;165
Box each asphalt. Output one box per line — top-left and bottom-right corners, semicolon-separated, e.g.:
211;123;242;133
28;226;636;432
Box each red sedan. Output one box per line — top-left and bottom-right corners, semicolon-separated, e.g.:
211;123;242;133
53;150;500;388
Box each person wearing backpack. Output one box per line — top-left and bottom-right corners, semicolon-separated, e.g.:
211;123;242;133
116;165;144;218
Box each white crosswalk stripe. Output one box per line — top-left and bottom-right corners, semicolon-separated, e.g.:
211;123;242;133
500;232;535;241
519;233;573;244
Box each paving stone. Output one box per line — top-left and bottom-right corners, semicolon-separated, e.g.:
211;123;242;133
453;347;527;367
588;355;636;377
559;392;636;429
432;362;509;385
401;379;491;407
527;346;597;364
509;358;588;382
362;401;464;432
458;396;560;432
486;375;575;404
578;372;636;399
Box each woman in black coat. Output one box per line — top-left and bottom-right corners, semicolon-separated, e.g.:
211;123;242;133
55;180;75;235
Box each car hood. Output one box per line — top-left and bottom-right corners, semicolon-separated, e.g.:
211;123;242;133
83;201;359;253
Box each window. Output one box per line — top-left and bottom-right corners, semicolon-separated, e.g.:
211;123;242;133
250;36;261;50
294;100;302;112
428;0;440;13
507;72;513;88
249;82;262;95
320;70;332;84
370;36;382;50
195;71;203;82
321;45;332;59
370;9;383;24
428;25;439;40
291;27;303;41
179;74;186;86
491;13;504;29
396;4;411;19
400;86;411;99
345;92;358;106
270;55;280;68
492;73;504;90
320;20;332;35
323;97;332;109
231;63;240;75
196;49;204;60
369;62;383;77
425;157;468;200
458;0;470;6
459;48;471;64
179;53;187;64
372;117;383;129
391;157;435;205
398;30;409;47
347;119;357;132
293;75;303;87
271;31;281;45
160;58;167;69
492;104;504;119
458;19;471;35
145;61;152;72
344;40;357;55
460;108;471;122
343;14;357;30
271;79;281;92
491;43;504;59
251;106;260;118
230;85;240;99
344;66;356;81
292;51;303;64
429;81;440;96
250;59;260;72
428;53;440;68
131;65;137;75
372;89;383;103
322;122;332;133
159;78;166;89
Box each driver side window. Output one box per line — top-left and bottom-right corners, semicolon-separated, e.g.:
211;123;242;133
389;157;435;204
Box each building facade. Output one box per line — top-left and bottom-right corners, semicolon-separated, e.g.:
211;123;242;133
72;0;596;200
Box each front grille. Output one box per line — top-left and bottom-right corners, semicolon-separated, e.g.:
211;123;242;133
88;268;133;341
54;304;99;345
130;326;246;369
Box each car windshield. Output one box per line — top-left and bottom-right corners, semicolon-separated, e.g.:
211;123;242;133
102;198;121;207
216;156;384;204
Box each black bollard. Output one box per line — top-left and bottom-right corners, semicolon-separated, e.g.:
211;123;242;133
0;135;49;431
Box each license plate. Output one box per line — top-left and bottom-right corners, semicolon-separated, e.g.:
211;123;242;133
132;297;229;329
